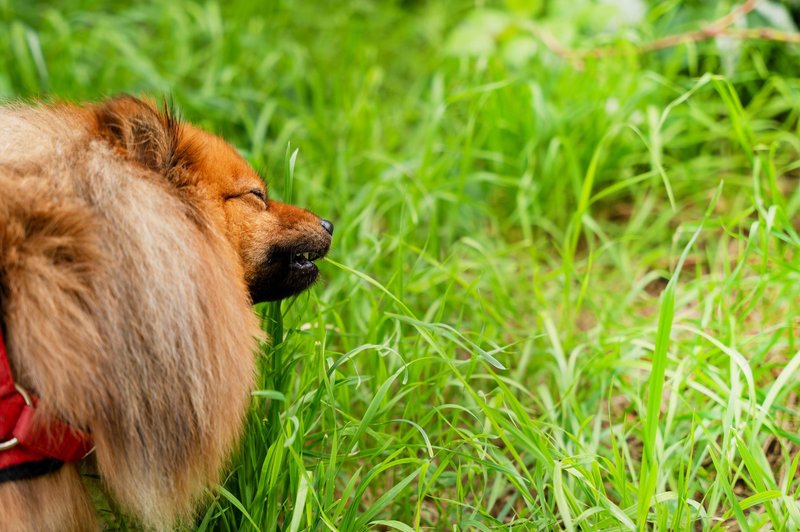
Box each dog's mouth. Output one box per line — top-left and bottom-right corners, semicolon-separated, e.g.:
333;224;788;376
288;249;325;272
249;242;330;303
281;243;328;280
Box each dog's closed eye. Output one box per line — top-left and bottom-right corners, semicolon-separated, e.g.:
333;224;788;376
225;189;267;207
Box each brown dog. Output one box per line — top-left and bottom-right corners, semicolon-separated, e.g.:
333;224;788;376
0;96;332;530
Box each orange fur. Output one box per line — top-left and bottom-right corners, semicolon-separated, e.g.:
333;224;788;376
0;97;331;530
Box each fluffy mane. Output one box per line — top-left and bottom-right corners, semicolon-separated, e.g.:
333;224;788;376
0;102;262;530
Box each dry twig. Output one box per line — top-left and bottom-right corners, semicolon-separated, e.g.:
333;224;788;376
527;0;799;67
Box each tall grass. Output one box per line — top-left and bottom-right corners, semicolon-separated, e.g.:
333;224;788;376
2;0;799;529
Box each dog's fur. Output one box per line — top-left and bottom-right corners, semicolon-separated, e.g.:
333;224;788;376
0;97;331;530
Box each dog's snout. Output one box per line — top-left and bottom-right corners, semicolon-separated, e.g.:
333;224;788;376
320;219;334;236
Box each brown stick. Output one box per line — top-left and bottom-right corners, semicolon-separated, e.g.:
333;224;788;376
530;0;800;65
592;0;761;56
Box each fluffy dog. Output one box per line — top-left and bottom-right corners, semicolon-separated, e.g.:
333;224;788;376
0;96;332;530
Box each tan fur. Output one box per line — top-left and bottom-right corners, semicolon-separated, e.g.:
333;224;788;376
0;97;331;529
0;465;95;531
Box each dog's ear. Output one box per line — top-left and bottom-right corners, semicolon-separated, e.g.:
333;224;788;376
94;96;179;176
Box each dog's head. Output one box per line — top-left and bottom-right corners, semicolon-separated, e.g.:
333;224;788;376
92;96;333;303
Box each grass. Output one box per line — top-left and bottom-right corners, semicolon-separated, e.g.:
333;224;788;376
2;0;800;529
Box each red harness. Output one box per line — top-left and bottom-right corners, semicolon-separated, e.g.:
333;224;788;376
0;327;94;481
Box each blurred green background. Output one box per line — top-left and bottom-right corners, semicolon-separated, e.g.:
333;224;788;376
2;1;799;530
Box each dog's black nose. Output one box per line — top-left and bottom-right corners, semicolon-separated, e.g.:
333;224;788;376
320;219;334;235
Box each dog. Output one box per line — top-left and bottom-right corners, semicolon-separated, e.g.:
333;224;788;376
0;96;332;530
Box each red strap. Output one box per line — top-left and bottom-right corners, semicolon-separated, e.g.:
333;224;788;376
12;405;94;462
0;327;93;469
0;326;15;396
0;330;24;443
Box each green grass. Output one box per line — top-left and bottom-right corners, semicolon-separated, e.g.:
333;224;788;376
3;0;800;529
